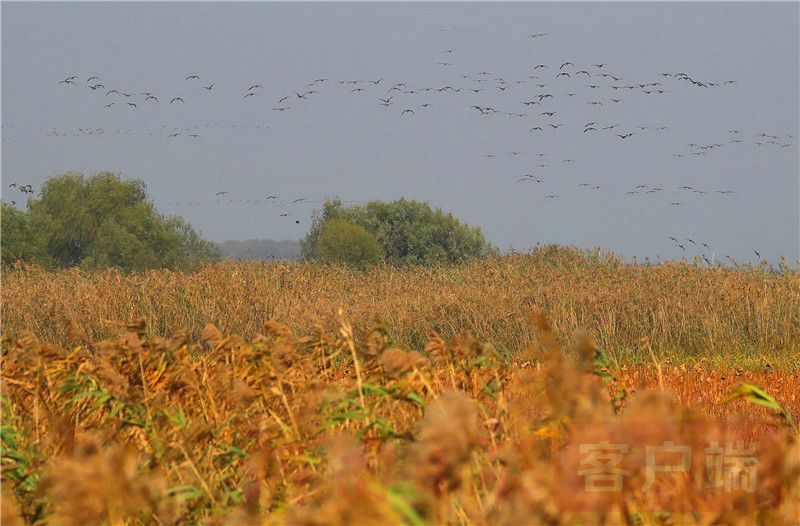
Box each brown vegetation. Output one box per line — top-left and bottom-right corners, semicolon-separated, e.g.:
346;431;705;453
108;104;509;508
3;247;799;367
1;309;798;524
2;248;799;523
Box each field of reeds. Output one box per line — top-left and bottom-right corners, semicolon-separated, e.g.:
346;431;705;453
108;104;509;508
2;247;799;368
2;247;799;524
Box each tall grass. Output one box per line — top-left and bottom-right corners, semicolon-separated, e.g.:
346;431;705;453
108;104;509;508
1;310;797;524
3;247;799;366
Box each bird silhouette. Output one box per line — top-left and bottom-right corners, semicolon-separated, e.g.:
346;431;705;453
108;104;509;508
170;97;185;104
186;75;200;80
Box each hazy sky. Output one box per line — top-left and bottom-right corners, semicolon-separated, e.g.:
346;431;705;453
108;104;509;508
2;2;798;263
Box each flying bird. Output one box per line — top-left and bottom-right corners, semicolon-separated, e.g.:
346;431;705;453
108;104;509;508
186;75;200;80
170;97;185;104
401;109;415;116
203;84;214;90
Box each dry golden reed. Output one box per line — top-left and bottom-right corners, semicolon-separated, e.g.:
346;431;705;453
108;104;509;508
2;248;799;524
1;309;797;525
3;247;799;367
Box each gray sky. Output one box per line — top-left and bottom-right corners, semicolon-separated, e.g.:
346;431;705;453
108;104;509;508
2;2;798;263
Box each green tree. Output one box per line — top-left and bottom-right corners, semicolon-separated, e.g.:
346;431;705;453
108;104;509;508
313;219;384;271
1;203;52;267
302;198;497;266
1;172;220;271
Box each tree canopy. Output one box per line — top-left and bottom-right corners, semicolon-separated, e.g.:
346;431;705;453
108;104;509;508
301;198;497;267
1;172;220;271
313;219;385;270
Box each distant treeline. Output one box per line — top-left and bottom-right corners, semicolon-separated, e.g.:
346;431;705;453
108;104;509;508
216;239;301;261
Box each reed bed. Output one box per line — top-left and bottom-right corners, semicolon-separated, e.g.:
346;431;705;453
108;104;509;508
2;247;799;367
1;311;797;525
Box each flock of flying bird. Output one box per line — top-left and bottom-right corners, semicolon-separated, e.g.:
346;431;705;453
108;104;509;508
4;31;796;263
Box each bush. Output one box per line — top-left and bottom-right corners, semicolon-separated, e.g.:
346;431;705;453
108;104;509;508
1;172;220;271
314;219;384;271
302;198;497;266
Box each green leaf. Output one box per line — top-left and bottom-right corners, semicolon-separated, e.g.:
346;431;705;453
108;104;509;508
167;484;205;501
405;392;426;407
330;410;370;421
722;383;798;434
387;486;426;526
362;382;392;397
162;408;187;428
